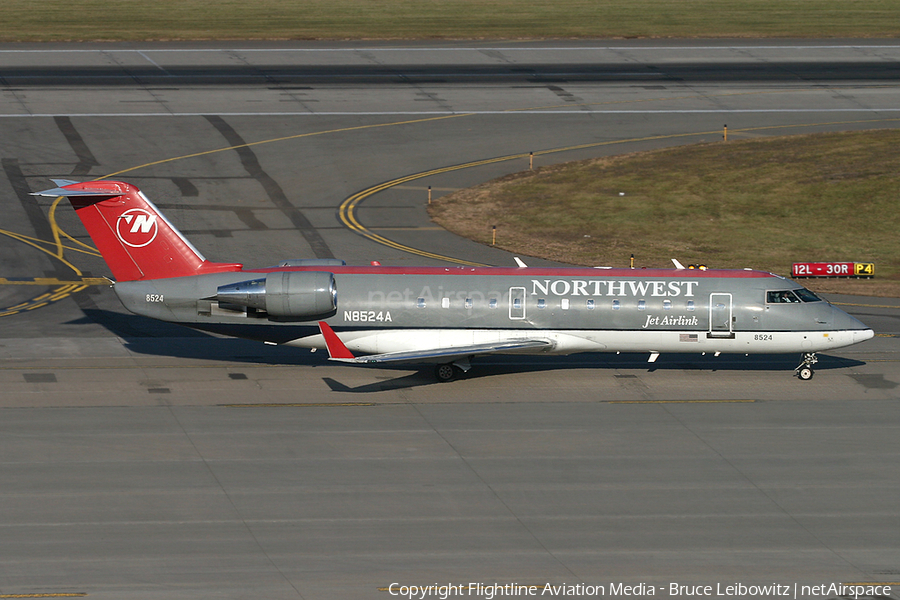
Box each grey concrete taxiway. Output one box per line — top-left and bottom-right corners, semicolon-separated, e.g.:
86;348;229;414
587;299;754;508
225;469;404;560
1;42;900;599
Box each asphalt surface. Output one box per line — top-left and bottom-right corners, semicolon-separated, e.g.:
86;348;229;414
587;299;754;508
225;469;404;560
1;41;899;600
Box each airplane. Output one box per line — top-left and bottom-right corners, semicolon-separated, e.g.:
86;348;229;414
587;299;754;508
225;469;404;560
33;179;874;382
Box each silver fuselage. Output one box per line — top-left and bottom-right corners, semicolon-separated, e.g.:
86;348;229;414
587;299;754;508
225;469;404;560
112;266;873;357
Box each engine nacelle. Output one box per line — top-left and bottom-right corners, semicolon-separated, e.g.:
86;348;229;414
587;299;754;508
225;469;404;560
216;271;337;319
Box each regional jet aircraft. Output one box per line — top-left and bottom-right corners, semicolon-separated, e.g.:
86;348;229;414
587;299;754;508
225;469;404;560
34;180;874;381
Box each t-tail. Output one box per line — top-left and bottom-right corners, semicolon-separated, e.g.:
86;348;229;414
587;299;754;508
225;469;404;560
32;180;243;281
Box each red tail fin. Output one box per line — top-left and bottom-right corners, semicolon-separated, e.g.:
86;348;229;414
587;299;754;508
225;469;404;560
33;180;242;281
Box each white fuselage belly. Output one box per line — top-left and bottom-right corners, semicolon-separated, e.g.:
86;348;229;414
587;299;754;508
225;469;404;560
287;328;874;356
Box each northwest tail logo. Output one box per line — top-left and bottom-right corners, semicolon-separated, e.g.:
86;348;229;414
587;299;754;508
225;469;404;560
116;208;159;247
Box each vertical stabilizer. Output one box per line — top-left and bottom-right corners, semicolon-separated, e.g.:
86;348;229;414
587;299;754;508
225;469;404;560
32;180;242;281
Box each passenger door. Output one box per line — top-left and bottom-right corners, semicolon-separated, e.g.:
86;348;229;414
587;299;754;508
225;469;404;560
708;293;734;338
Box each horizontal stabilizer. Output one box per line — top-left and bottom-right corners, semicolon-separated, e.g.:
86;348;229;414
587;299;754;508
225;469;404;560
32;185;122;198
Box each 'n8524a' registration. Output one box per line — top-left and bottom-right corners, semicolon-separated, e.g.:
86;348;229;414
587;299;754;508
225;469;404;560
344;310;392;322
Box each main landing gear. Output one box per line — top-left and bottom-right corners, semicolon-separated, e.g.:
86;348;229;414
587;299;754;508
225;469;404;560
434;358;472;382
795;352;818;381
434;363;458;382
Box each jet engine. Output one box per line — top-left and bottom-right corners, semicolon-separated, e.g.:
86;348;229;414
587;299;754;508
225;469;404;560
215;271;337;319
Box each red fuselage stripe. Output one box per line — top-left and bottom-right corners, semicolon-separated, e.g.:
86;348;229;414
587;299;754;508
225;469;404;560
243;266;773;279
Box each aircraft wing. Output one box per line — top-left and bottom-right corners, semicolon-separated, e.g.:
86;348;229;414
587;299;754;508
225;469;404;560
317;321;552;364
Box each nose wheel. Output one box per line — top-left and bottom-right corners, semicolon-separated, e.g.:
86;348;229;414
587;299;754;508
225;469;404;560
795;352;818;381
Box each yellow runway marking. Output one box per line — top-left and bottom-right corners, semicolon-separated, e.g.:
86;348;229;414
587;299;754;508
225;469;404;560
0;277;110;286
0;279;110;318
833;302;900;309
371;226;445;231
0;229;100;258
337;115;900;263
0;210;106;316
97;94;900;267
100;114;470;180
0;229;92;276
4;114;471;318
5;94;900;316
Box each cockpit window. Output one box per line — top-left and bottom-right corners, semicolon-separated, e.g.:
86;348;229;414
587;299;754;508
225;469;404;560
793;288;822;302
767;289;823;303
767;290;801;304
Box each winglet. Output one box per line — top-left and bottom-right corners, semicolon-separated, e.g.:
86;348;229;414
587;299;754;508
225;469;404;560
672;258;686;270
514;257;527;268
318;321;356;360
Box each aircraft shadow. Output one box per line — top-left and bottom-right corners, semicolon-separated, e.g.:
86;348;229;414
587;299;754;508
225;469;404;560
73;310;867;386
321;353;866;392
72;309;321;365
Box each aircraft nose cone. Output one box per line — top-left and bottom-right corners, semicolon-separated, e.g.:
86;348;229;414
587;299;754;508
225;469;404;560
855;328;876;342
831;304;872;334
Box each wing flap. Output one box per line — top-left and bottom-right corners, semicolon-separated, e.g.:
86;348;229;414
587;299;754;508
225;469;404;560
317;322;553;364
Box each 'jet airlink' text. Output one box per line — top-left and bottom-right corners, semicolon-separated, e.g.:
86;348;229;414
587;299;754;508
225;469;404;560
532;280;699;298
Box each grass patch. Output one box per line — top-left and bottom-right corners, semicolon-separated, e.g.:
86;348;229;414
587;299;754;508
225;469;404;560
1;0;899;42
429;130;900;296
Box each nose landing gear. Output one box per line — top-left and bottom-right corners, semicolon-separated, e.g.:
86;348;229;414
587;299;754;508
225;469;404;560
795;352;818;381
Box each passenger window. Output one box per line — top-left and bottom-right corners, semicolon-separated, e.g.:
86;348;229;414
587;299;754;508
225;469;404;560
489;299;498;309
465;298;473;309
663;299;672;311
537;299;546;309
417;298;426;308
687;300;695;311
637;300;646;311
612;299;621;310
441;298;450;309
561;299;570;310
587;299;595;310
